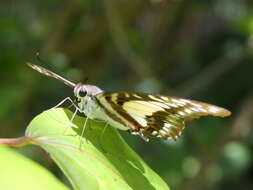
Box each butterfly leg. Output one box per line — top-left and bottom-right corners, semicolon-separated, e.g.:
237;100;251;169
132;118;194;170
62;107;79;135
79;117;89;149
52;97;83;132
98;122;109;153
45;98;80;131
129;130;150;142
52;97;81;112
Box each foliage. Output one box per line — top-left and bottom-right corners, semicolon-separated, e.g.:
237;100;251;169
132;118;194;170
0;108;170;190
0;145;69;190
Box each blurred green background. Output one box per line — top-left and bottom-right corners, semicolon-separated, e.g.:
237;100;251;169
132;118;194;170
0;0;253;189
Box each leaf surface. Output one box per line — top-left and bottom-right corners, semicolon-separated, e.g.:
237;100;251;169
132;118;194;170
25;108;170;190
0;145;70;190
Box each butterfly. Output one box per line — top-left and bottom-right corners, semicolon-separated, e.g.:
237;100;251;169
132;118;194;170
26;62;231;142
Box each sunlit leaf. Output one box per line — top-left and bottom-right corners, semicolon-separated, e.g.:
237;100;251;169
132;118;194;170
0;145;69;190
25;108;170;190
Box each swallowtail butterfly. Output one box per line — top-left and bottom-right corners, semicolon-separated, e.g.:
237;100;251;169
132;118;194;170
27;63;231;142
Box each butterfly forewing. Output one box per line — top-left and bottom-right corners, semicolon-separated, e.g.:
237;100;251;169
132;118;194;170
96;92;231;140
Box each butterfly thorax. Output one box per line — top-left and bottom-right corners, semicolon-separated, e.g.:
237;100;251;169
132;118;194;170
77;96;104;120
76;94;131;131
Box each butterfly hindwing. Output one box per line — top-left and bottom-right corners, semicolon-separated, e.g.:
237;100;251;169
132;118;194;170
96;92;231;141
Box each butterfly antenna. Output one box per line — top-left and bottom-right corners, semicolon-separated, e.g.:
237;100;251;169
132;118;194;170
37;52;89;85
26;53;76;88
36;52;46;65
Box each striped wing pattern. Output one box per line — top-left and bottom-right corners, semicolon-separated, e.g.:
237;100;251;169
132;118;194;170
96;92;231;141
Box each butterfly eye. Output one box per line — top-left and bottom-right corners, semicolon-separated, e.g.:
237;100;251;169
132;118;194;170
78;89;87;97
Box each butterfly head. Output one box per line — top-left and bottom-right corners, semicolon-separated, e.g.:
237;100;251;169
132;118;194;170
74;83;103;99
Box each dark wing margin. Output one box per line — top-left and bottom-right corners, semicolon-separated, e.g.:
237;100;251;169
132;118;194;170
96;91;231;141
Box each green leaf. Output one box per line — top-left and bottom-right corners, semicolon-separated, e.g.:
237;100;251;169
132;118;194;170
0;145;70;190
25;108;170;190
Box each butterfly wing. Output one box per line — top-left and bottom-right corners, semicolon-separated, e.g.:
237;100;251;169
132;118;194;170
96;92;231;141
